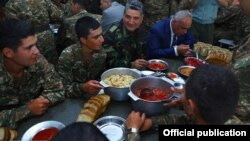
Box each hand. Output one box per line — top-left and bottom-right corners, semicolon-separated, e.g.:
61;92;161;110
28;96;50;115
126;111;145;130
82;80;104;95
163;87;184;108
177;45;190;56
132;59;148;70
140;118;152;132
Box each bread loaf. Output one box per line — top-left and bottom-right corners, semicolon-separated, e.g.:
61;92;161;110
77;94;110;123
194;42;232;65
0;127;17;141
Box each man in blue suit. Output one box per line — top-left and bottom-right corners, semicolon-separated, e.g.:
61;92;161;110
147;10;195;59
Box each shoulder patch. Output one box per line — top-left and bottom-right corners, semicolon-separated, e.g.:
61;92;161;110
109;25;118;33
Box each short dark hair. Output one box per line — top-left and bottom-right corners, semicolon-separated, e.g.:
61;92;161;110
75;16;100;39
52;122;108;141
0;19;35;51
125;0;144;14
185;64;240;124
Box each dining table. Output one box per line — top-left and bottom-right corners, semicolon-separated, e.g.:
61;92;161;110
17;57;187;141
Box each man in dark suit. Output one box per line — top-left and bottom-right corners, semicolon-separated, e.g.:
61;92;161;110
146;10;195;59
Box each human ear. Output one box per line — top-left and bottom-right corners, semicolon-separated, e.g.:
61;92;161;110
186;99;196;117
80;37;87;44
2;48;14;58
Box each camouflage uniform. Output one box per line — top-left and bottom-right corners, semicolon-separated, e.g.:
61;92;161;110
215;7;250;44
103;21;146;68
5;0;64;65
57;10;100;49
0;54;65;129
56;43;106;98
231;34;250;124
142;0;191;31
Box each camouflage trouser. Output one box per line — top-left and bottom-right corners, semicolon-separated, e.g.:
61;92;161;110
36;30;59;65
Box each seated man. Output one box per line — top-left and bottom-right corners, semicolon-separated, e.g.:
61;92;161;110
100;0;125;33
103;0;148;70
0;19;65;128
146;10;195;59
126;65;240;140
57;16;105;98
57;0;101;53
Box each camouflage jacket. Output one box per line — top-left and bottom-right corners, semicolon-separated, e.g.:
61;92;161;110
232;34;250;123
215;7;250;44
142;0;191;30
57;43;106;98
0;54;65;129
103;21;147;69
5;0;65;65
57;10;100;47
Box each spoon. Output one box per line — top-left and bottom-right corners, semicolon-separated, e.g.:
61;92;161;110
140;88;154;97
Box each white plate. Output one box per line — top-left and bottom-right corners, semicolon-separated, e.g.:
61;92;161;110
167;72;185;84
21;120;65;141
94;116;126;141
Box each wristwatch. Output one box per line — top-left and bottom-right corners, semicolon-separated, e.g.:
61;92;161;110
127;128;139;134
126;128;140;141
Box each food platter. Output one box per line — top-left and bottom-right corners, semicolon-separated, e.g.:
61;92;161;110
178;65;195;77
21;120;65;141
184;57;206;67
147;59;168;71
94;116;126;141
166;72;185;84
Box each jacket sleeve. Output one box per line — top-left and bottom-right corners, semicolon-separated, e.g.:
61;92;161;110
147;28;176;59
56;50;84;98
39;55;65;104
0;105;31;129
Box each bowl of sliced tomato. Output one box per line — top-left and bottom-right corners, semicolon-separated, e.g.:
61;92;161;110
147;59;168;71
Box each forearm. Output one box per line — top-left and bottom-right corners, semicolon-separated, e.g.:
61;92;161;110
0;105;31;129
64;82;85;98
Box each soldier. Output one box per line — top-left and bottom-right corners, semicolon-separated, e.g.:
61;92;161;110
0;19;65;129
226;0;250;124
57;0;101;54
214;6;250;44
126;65;240;140
5;0;65;65
214;6;241;44
103;0;148;70
57;16;105;98
142;0;191;31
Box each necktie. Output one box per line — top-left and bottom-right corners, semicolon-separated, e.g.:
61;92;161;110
172;35;177;46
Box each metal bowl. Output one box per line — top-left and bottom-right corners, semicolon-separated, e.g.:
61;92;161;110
101;68;141;101
184;57;206;67
178;65;195;77
129;77;180;116
147;59;168;71
94;116;126;141
21;121;65;141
